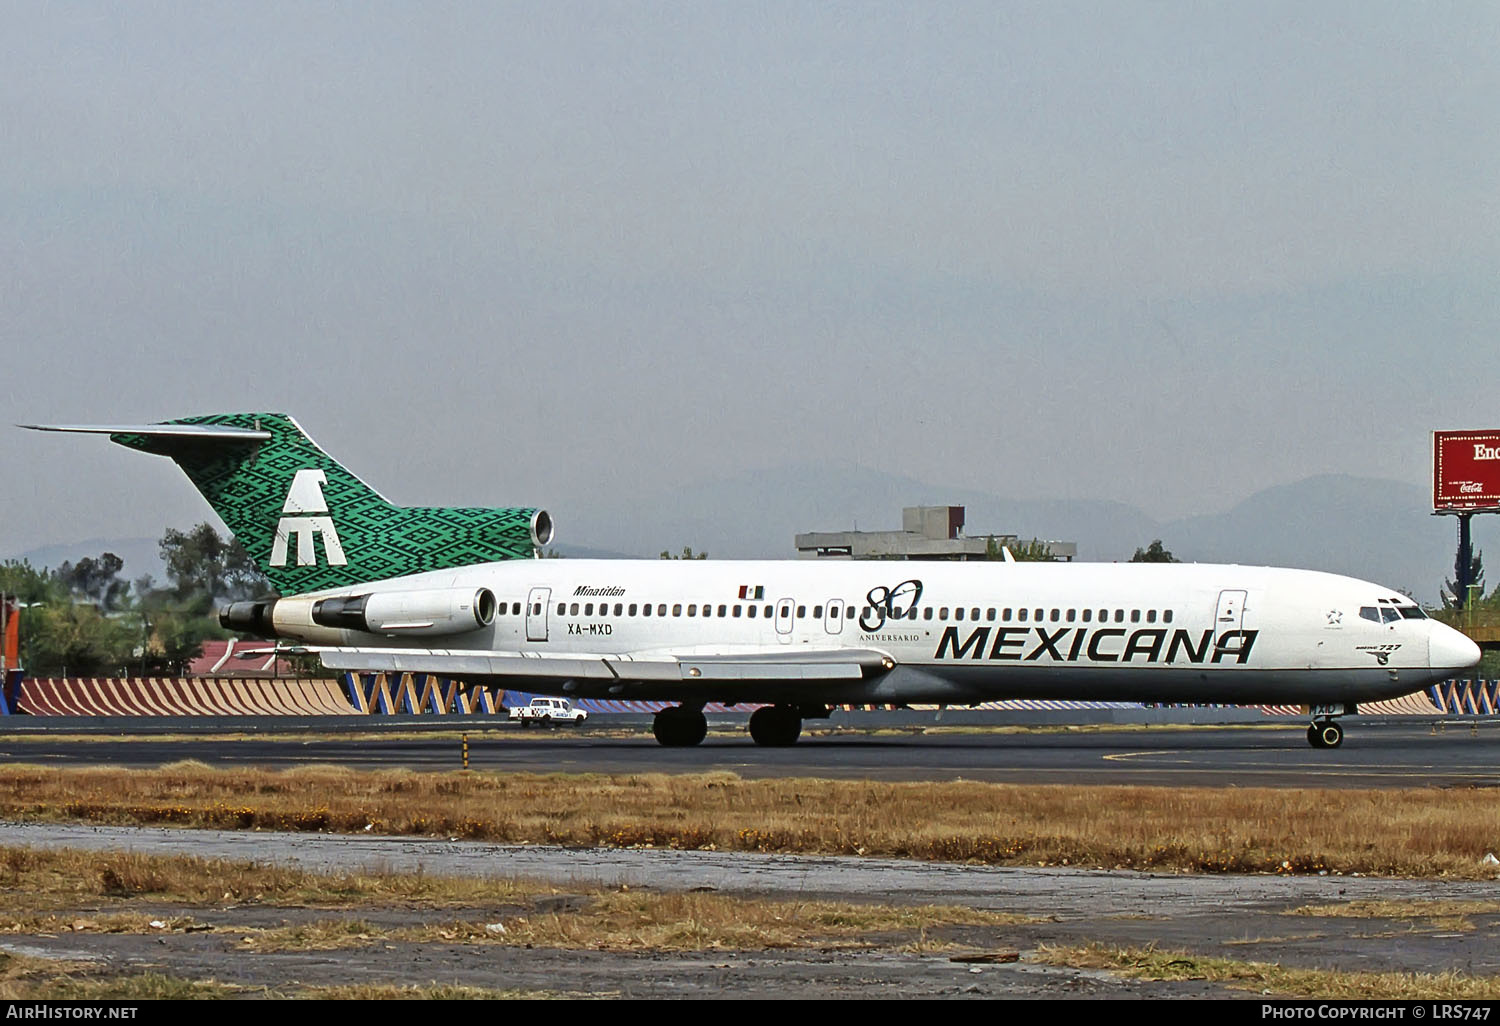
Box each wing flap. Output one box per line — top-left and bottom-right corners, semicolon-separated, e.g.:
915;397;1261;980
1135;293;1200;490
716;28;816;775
311;646;893;683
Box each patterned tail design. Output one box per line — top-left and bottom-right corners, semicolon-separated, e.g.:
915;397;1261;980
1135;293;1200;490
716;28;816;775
111;413;544;594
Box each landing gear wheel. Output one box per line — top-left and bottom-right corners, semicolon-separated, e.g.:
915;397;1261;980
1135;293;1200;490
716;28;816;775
748;706;803;747
653;706;708;747
1307;720;1344;749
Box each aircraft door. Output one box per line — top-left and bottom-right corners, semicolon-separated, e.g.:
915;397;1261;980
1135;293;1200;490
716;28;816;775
526;587;551;642
824;599;844;635
775;597;795;644
1215;590;1247;632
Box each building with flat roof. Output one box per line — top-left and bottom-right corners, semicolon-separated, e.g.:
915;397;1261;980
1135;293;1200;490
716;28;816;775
794;505;1076;561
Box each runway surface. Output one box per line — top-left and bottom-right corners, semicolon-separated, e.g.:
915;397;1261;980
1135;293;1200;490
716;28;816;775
3;719;1497;788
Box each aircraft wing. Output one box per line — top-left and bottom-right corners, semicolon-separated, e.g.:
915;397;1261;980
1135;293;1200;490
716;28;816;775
308;645;895;683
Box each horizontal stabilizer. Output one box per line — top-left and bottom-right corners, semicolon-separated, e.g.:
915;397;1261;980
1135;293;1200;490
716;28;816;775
20;423;271;442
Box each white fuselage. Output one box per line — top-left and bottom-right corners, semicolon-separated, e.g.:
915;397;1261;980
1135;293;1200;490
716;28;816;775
306;559;1481;708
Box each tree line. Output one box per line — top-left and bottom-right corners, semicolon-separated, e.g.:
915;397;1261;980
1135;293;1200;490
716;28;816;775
0;524;269;677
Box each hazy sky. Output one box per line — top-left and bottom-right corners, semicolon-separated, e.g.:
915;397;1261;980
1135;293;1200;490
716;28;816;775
3;2;1496;557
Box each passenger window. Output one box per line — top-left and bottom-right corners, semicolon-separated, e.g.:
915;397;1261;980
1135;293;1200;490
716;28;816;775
585;603;593;616
1164;609;1173;623
971;608;980;620
1034;608;1043;622
1082;609;1092;623
1146;609;1156;623
718;604;727;617
557;603;565;616
1066;609;1075;622
1019;608;1028;622
1050;609;1060;622
955;608;965;621
628;604;637;616
939;607;950;619
747;606;757;618
797;605;806;618
764;605;773;618
658;604;667;616
733;605;742;617
1130;610;1140;623
642;604;652;617
923;608;934;621
1114;610;1124;623
687;604;697;616
570;603;579;616
673;604;683;617
813;605;823;618
1003;608;1012;621
987;608;996;621
847;606;857;619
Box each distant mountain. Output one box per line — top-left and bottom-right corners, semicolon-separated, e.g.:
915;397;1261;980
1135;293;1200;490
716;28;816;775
560;464;1463;604
1161;475;1449;597
562;461;1160;563
7;471;1469;605
549;542;634;560
9;537;165;583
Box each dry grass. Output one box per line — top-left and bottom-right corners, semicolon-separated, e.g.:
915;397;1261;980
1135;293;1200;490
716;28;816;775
237;894;1037;953
0;950;242;1000
0;845;557;914
296;983;569;999
2;762;1499;877
1037;943;1500;999
1289;899;1500;919
0;845;1033;954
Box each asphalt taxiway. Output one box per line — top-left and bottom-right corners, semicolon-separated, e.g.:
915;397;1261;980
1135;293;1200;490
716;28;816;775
2;719;1496;788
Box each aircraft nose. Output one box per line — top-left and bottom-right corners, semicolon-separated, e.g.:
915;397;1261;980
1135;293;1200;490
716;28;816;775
1430;623;1482;672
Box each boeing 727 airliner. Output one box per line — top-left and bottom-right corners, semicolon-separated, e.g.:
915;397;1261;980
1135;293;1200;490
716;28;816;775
26;414;1480;748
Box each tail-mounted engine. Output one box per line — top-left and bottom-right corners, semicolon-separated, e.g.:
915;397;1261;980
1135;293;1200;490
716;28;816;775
221;586;497;641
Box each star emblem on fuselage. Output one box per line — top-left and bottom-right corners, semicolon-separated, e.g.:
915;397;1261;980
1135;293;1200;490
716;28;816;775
1326;610;1342;625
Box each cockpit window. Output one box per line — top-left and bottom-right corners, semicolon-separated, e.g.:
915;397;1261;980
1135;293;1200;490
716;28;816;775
1380;607;1400;623
1399;606;1427;619
1359;607;1380;623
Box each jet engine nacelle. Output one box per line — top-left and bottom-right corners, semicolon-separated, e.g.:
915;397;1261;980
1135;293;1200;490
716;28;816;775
314;588;497;636
221;587;497;641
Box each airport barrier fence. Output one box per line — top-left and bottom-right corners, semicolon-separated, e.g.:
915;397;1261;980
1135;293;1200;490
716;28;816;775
1;673;1496;718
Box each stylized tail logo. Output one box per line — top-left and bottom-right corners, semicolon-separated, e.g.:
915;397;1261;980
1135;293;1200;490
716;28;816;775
269;469;348;567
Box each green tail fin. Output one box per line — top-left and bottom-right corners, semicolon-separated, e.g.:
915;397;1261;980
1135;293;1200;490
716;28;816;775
109;413;547;595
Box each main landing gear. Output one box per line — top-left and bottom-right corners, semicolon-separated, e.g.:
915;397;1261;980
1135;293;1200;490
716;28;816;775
748;705;802;747
1307;719;1344;749
652;704;708;747
649;703;822;747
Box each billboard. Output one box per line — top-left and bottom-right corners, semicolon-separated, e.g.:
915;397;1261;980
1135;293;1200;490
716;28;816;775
1433;431;1500;510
